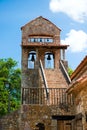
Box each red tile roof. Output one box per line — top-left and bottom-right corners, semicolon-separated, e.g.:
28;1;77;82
70;56;87;80
67;75;87;94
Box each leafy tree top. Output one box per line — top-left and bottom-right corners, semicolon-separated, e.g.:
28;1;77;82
0;58;21;116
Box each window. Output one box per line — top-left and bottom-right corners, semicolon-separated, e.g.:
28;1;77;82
28;37;53;43
45;52;54;69
45;38;53;43
28;51;36;69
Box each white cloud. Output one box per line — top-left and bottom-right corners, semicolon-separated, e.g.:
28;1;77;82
61;29;87;52
49;0;87;22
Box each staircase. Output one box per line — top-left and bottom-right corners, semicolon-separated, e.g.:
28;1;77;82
45;69;68;89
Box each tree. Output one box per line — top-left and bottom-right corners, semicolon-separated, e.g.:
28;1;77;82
0;58;21;116
68;67;73;76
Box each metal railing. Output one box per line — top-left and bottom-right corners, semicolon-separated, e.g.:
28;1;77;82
22;87;74;107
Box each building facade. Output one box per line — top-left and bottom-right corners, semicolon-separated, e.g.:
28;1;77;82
20;16;74;130
67;56;87;130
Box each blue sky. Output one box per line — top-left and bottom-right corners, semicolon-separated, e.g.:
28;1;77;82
0;0;87;70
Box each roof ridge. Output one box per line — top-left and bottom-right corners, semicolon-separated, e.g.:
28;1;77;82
71;55;87;80
21;16;61;31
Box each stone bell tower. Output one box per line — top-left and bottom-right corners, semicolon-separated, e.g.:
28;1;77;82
21;16;70;104
20;16;74;130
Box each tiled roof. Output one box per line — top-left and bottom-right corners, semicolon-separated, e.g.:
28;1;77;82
67;75;87;94
70;56;87;80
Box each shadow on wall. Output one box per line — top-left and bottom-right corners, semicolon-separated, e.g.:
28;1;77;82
36;122;45;130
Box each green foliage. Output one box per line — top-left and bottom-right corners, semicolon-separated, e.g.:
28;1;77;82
68;67;73;76
0;58;21;116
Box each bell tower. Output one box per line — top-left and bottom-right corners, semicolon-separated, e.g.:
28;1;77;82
21;16;69;104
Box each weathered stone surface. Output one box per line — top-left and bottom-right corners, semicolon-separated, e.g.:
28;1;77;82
0;104;74;130
0;16;73;130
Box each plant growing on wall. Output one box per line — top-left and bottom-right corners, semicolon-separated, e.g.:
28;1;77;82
68;67;73;76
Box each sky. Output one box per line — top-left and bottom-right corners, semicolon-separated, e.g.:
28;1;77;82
0;0;87;70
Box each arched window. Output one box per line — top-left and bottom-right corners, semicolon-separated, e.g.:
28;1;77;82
28;51;36;69
45;52;54;69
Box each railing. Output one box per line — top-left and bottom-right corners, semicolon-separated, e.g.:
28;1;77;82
22;88;74;107
60;60;71;83
39;60;49;98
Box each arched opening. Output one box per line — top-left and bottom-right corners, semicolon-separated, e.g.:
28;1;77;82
28;51;36;69
45;52;54;69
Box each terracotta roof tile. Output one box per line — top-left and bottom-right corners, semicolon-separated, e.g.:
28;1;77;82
71;55;87;80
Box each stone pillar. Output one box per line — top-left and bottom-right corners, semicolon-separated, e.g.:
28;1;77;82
82;112;86;130
62;49;65;60
35;49;39;69
22;48;28;71
51;120;57;130
55;50;60;69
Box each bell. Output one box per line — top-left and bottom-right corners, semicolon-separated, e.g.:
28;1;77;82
31;54;35;62
47;54;51;60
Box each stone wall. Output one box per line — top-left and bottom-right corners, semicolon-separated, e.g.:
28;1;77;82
0;109;20;130
45;69;68;88
74;86;87;130
0;104;74;130
21;16;60;45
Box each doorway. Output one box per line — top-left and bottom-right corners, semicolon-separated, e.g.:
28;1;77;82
57;120;71;130
52;115;75;130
